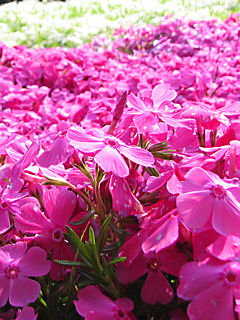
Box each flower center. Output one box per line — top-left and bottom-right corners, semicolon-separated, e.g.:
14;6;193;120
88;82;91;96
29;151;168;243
4;266;20;280
211;185;226;199
0;201;8;210
223;265;240;287
226;271;237;283
147;258;160;273
112;307;126;319
52;227;64;243
106;136;120;149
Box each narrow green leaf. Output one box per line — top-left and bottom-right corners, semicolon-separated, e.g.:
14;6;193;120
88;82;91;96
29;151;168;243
89;226;96;247
96;215;111;252
54;259;84;267
108;256;126;266
64;226;93;267
70;211;94;226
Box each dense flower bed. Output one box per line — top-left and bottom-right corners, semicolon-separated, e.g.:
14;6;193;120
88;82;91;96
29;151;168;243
0;0;239;48
0;13;240;319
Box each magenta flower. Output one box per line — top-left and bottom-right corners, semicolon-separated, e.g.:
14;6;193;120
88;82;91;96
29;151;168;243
67;127;154;177
117;248;187;305
74;285;136;320
177;259;240;320
176;167;240;236
0;242;50;307
15;188;77;280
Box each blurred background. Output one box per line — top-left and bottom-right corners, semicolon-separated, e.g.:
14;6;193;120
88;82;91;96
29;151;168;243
0;0;239;48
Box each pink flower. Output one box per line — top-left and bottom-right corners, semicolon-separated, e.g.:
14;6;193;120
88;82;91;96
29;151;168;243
74;285;136;320
127;83;191;134
176;167;240;236
67;127;154;177
15;188;77;280
0;242;50;307
177;258;240;320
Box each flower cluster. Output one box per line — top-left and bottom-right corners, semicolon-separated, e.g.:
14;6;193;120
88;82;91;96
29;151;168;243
0;13;239;320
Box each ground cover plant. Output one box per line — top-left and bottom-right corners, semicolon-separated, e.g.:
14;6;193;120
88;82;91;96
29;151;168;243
0;0;239;48
0;10;240;320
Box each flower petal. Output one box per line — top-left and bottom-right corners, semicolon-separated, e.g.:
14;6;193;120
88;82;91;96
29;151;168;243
118;144;154;167
95;145;129;177
187;282;234;320
18;247;50;277
152;83;177;107
212;198;240;237
9;277;40;307
74;286;114;317
67;127;105;153
177;191;214;232
142;214;179;253
141;271;174;305
0;276;9;307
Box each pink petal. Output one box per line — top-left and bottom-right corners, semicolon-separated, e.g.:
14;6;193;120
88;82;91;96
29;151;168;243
16;307;37;320
74;286;114;317
177;261;221;300
9;277;40;307
128;93;147;112
141;271;174;305
152;83;177;107
18;247;50;277
67;127;105;153
15;203;51;234
110;176;143;217
177;191;214;232
49;189;76;225
42;188;58;217
95;145;129;177
0;209;10;234
187;282;234;320
85;312;115;320
116;253;148;284
0;242;26;265
115;298;133;312
118;144;155;167
144;172;173;193
207;235;240;260
37;137;72;168
0;276;9;307
133;113;167;135
159;247;188;276
142;214;179;253
212;198;240;237
181;167;215;193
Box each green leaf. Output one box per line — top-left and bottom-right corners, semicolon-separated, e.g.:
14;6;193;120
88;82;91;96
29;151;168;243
96;215;111;252
54;259;84;267
70;211;94;226
64;226;93;267
108;256;126;266
89;226;96;247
